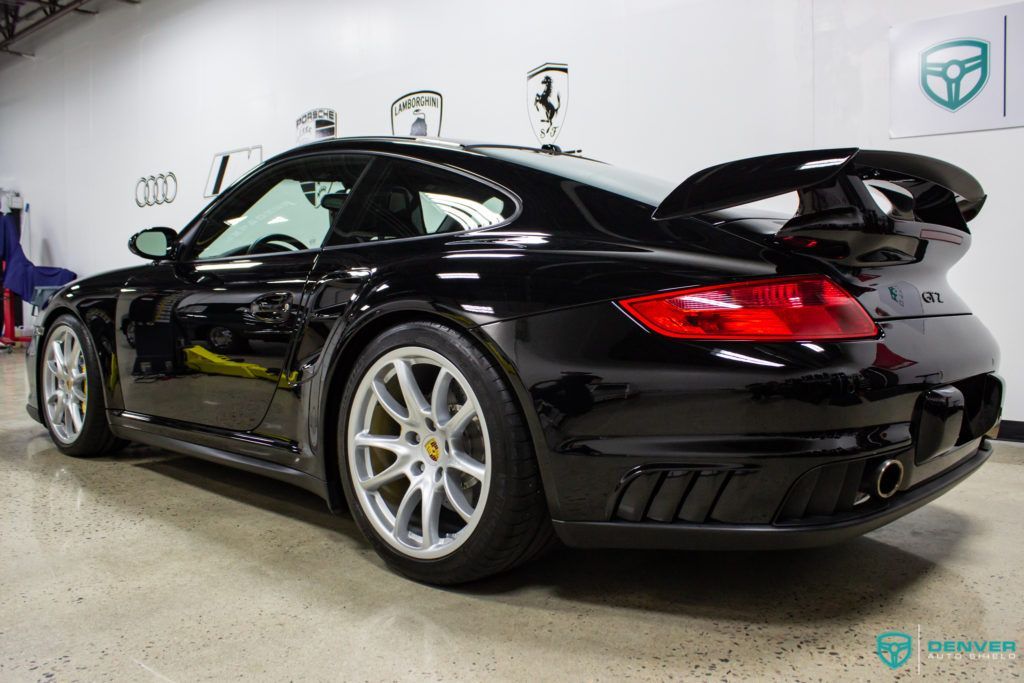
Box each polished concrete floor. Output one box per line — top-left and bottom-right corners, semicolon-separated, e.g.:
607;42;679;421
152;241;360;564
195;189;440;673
1;351;1021;682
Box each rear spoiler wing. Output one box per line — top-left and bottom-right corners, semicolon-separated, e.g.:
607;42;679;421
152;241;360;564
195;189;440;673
652;148;986;231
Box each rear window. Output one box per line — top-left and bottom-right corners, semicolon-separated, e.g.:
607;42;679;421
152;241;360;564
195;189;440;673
327;157;514;245
474;147;675;207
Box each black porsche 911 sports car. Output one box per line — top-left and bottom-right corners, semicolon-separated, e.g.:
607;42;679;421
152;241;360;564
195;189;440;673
26;137;1002;584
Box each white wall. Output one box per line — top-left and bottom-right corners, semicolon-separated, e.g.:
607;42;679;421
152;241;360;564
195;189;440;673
0;0;1020;419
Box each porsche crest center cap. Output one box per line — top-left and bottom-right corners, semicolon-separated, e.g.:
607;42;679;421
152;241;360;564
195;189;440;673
424;437;441;462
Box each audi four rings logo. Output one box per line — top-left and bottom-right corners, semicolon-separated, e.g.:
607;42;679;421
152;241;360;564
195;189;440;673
135;173;178;207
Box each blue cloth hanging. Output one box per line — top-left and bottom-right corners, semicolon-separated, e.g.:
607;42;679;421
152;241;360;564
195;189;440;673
0;212;77;301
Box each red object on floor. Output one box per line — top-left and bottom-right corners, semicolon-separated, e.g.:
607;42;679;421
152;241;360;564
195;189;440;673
2;260;31;344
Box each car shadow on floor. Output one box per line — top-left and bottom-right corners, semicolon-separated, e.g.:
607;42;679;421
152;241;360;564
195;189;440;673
126;446;971;624
463;515;969;622
127;448;355;535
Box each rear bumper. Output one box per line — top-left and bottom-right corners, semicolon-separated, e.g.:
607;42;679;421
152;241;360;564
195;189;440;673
554;437;991;549
482;301;1001;547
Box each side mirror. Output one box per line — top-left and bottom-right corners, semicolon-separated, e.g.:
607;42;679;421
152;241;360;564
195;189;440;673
129;227;178;260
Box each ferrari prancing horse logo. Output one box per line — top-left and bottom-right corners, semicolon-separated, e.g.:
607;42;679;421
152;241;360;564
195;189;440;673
527;63;568;143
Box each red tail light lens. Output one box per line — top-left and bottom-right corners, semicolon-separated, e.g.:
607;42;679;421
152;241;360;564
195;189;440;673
619;275;878;341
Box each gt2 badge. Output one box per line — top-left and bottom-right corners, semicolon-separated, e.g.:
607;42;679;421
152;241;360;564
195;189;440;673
922;291;944;303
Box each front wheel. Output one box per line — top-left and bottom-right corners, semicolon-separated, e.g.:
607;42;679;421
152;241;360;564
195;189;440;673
40;315;125;456
338;321;553;584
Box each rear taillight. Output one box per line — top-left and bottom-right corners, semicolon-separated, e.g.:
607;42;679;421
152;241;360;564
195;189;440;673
618;275;878;341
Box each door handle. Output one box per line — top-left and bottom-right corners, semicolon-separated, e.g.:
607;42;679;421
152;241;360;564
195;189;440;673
249;292;293;322
324;267;373;285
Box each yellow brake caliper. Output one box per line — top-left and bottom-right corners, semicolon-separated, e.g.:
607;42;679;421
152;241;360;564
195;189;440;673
80;357;87;414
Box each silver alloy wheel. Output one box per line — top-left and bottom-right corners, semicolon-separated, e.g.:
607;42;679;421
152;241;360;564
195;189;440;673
42;324;88;444
347;347;492;560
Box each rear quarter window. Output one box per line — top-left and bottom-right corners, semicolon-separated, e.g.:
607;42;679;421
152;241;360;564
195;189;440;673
328;158;515;245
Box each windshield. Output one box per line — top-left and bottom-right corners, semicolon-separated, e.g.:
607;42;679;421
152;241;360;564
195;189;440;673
473;147;675;207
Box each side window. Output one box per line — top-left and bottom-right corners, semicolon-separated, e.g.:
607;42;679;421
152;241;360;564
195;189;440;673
328;158;513;245
191;155;370;260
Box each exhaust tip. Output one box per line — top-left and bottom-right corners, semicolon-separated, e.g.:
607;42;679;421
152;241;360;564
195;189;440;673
874;459;905;499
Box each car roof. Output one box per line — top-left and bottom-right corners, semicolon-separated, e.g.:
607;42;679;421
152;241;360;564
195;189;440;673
260;138;792;221
283;135;565;159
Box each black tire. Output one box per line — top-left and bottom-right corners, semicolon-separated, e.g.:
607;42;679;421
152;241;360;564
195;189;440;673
338;321;554;584
39;314;126;457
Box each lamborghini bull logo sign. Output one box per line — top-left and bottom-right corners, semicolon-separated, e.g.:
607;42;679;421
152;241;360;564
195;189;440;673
391;91;443;137
920;38;989;112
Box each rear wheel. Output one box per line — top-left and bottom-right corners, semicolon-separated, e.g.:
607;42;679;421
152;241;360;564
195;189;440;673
40;315;125;456
338;321;553;584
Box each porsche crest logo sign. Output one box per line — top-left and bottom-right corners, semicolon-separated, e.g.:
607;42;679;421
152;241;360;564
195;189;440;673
920;38;989;112
391;91;443;137
296;108;337;143
527;63;568;143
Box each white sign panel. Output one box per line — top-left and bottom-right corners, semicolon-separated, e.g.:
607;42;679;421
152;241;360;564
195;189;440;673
390;91;443;137
204;145;263;197
890;2;1024;138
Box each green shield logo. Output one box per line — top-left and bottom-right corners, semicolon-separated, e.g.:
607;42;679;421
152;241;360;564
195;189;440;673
920;38;989;112
876;631;913;670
